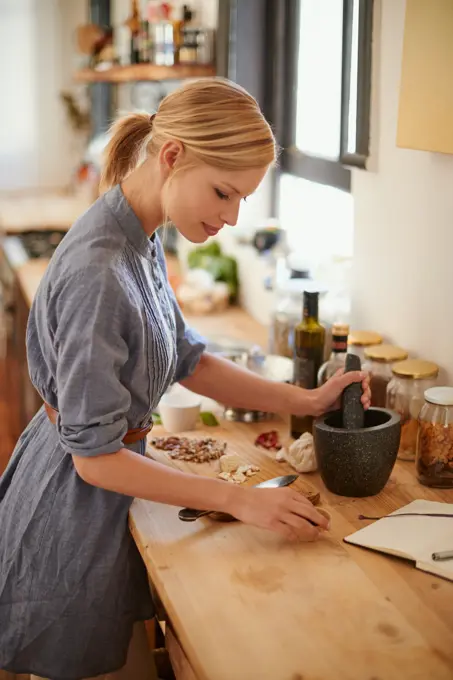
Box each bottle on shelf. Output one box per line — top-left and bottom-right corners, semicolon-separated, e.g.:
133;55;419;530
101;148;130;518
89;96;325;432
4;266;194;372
317;323;350;386
171;5;185;64
125;0;142;64
290;290;325;439
140;16;151;63
145;1;160;65
154;2;175;66
179;4;199;64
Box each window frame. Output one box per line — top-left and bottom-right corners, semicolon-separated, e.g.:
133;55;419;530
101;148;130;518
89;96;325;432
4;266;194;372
267;0;373;194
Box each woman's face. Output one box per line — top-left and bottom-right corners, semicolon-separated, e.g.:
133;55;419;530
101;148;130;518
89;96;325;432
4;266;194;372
160;145;268;243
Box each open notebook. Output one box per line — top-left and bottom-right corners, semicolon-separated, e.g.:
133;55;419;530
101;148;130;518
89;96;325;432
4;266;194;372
344;500;453;582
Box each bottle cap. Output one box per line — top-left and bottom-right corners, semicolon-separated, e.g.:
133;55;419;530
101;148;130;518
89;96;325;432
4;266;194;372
348;330;382;347
424;386;453;406
332;323;350;337
392;359;439;380
364;344;408;363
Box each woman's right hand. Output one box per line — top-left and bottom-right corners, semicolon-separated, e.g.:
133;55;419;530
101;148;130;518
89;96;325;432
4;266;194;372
230;486;330;541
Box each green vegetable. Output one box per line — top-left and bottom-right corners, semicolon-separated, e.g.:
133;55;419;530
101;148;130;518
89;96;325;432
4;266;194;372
200;411;220;426
151;412;162;425
187;243;239;302
188;242;222;263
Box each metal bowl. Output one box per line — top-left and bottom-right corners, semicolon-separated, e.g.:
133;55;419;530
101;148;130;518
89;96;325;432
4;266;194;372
215;352;293;422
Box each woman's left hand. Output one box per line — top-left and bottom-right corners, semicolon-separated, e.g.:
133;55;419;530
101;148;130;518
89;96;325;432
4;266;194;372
304;369;371;418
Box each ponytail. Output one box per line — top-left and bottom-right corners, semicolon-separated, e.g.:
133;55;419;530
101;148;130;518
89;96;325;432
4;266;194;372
100;112;153;192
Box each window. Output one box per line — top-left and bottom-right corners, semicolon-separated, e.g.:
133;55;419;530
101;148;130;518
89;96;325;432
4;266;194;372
266;0;373;260
268;0;373;191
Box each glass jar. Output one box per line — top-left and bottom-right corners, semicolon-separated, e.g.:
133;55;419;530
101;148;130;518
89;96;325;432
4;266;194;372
268;280;308;359
386;360;439;461
363;344;409;408
416;387;453;488
348;330;383;364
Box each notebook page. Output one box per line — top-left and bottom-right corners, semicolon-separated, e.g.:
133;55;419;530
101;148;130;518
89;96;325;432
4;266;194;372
344;500;453;565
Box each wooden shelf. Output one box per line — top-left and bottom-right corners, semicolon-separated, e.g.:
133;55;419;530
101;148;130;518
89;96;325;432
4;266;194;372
74;63;216;83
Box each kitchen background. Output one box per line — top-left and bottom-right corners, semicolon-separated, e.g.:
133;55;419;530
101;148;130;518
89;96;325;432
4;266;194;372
1;0;453;434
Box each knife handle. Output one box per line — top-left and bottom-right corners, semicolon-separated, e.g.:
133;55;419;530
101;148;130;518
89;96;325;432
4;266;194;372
178;508;213;522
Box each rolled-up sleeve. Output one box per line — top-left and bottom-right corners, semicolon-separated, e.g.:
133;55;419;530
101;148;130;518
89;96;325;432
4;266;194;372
53;267;131;457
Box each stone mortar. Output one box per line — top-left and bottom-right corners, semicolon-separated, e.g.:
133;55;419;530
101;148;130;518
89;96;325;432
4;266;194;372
313;408;401;497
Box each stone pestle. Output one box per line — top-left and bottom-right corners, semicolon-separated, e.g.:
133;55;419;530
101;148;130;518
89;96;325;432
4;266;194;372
341;353;365;430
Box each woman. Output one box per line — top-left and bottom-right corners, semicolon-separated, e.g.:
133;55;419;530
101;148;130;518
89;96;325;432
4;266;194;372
0;78;370;680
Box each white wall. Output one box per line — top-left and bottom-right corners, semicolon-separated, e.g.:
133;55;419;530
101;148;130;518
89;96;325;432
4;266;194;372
0;0;87;191
351;0;453;383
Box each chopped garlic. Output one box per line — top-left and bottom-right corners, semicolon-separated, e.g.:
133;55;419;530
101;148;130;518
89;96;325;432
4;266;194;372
219;453;243;474
218;471;232;482
217;461;260;484
232;472;247;483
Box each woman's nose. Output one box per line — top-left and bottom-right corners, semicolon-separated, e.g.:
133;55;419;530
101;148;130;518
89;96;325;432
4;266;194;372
221;201;240;227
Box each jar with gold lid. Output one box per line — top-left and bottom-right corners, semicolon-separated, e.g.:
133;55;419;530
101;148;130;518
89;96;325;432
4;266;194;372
416;387;453;488
348;331;383;363
386;360;439;461
363;344;409;408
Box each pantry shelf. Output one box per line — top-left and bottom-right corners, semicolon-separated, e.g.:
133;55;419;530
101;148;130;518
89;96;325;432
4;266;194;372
74;63;216;83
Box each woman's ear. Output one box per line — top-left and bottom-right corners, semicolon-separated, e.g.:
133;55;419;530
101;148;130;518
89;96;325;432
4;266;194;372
159;140;184;175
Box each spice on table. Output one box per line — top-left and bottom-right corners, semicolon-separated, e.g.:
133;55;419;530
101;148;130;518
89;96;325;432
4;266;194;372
150;436;227;462
254;430;282;451
218;463;260;484
217;454;260;483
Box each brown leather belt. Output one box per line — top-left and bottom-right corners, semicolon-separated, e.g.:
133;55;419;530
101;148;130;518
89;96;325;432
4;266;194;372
44;402;152;445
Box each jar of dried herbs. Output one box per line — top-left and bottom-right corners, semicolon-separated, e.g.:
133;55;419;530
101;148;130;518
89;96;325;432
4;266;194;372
386;359;439;461
416;387;453;488
363;344;409;408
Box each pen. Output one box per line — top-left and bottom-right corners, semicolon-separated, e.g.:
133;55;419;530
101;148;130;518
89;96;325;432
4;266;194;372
431;550;453;562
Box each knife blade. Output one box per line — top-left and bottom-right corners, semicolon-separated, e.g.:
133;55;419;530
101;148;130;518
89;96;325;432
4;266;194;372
178;474;299;522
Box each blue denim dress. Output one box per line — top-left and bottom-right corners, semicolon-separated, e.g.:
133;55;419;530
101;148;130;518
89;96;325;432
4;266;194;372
0;185;205;679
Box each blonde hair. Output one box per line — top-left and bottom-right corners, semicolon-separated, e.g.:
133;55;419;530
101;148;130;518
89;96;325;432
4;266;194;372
100;77;277;192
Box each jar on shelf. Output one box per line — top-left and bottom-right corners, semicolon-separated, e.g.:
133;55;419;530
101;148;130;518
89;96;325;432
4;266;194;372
416;387;453;488
348;330;383;363
386;360;439;461
363;344;409;408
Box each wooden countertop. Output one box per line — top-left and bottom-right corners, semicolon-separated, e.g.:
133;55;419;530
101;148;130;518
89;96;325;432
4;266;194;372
16;259;50;308
0;190;90;233
130;420;453;680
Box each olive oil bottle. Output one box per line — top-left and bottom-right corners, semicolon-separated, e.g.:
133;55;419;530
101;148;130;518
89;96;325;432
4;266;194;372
291;290;325;439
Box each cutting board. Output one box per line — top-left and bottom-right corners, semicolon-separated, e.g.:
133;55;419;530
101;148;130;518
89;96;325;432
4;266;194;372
145;418;321;506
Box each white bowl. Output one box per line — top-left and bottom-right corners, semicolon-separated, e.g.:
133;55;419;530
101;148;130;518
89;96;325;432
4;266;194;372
158;386;201;433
